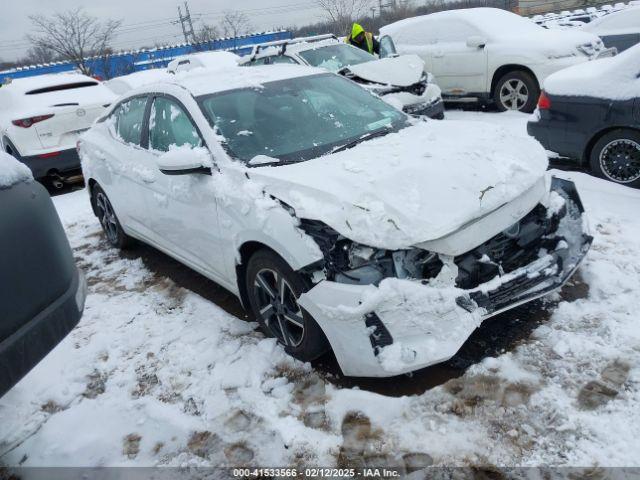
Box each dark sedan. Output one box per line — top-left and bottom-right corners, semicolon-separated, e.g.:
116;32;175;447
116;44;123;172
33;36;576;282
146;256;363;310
528;46;640;187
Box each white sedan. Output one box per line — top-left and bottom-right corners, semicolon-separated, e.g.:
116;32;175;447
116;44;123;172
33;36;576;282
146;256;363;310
79;57;592;377
381;7;612;112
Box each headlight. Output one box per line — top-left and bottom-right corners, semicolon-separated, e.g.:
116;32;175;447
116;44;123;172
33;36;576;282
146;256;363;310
299;219;443;285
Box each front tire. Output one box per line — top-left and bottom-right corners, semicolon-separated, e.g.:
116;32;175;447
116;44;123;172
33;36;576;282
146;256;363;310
245;249;329;361
589;129;640;188
90;184;134;249
494;71;539;113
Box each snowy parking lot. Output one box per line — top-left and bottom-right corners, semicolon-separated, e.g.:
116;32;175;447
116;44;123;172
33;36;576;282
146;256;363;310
1;110;640;471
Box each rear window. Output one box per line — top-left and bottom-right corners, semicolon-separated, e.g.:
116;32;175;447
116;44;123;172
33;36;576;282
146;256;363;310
25;82;98;95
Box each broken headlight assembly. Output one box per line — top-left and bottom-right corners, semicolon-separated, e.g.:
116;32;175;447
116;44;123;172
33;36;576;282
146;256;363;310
298;219;443;285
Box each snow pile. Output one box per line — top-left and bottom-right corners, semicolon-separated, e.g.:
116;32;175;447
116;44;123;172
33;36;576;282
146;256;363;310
544;44;640;100
104;69;175;96
253;120;548;250
0;151;32;189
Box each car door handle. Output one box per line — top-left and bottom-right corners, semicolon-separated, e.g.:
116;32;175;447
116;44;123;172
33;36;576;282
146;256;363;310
434;51;444;58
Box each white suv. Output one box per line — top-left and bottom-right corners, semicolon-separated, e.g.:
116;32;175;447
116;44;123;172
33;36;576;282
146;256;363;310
0;73;115;186
381;8;614;112
79;57;591;377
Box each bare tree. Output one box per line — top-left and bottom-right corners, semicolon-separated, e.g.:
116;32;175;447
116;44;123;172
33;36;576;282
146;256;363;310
219;11;252;39
316;0;373;34
27;8;121;75
195;23;220;45
25;45;57;65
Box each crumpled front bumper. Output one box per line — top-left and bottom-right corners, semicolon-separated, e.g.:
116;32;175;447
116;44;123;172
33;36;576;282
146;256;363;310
298;178;592;378
383;83;445;119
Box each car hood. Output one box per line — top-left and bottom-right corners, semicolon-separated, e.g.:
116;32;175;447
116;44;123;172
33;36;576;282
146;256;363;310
248;120;549;250
345;55;425;87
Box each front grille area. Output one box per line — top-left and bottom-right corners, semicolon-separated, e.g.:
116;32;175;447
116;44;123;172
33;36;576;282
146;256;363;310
454;204;564;290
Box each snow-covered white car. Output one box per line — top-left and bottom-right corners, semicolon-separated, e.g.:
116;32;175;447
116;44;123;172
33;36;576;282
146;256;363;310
582;6;640;52
239;35;445;119
380;8;615;112
79;57;592;377
0;73;115;186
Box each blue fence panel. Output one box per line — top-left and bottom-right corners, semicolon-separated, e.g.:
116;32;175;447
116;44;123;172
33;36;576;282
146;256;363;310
0;31;291;84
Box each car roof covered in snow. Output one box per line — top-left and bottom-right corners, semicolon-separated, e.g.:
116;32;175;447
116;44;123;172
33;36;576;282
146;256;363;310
104;69;174;95
167;51;241;73
544;43;640;99
381;7;545;38
171;62;325;97
0;72;99;95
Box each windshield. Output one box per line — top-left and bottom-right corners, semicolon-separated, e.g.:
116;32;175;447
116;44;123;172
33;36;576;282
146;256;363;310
198;73;407;164
298;44;375;72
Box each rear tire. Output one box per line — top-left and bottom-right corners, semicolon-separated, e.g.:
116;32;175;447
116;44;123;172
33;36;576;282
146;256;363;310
245;249;329;362
90;184;134;249
493;71;539;113
589;129;640;188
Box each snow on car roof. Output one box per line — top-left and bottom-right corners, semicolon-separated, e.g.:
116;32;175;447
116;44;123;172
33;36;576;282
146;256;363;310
381;7;544;37
1;72;98;95
544;44;640;99
175;63;324;96
0;151;32;189
105;69;174;95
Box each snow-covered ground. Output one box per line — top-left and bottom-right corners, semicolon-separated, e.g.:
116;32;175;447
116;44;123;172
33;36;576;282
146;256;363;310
1;111;640;471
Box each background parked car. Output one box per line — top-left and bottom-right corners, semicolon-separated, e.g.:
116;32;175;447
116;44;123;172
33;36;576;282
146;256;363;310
0;73;115;188
0;152;86;397
528;45;640;187
380;7;613;112
582;6;640;52
237;35;445;119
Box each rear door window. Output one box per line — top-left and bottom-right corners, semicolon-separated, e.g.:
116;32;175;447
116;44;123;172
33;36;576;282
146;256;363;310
110;96;148;146
148;97;203;152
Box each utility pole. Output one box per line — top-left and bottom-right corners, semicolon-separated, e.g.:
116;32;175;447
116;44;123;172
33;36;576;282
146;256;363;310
175;1;196;44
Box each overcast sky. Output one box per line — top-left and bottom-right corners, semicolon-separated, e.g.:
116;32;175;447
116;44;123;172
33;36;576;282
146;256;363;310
0;0;328;61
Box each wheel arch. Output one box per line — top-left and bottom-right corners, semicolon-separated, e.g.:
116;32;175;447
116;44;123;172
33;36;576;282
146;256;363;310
87;178;99;216
234;236;323;311
583;125;640;164
490;64;540;100
236;241;275;310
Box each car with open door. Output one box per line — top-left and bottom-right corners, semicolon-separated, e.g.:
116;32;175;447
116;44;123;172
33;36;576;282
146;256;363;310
0;73;115;188
233;35;445;119
79;55;591;377
528;45;640;187
0;152;86;397
380;7;615;112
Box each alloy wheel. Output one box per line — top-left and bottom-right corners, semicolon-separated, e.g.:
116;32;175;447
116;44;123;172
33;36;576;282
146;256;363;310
499;79;529;111
95;192;119;244
253;268;305;347
599;139;640;184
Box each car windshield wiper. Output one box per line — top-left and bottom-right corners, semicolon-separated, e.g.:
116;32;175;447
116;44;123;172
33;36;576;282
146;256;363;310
331;128;392;154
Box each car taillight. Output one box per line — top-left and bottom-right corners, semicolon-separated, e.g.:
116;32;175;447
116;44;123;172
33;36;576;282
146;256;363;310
538;92;551;110
11;114;54;128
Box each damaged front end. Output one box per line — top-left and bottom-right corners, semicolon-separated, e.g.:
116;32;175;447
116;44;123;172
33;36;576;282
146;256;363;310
297;177;592;377
340;69;444;119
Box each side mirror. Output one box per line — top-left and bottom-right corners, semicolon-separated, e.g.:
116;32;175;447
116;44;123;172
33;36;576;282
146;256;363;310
157;147;212;175
466;36;487;49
